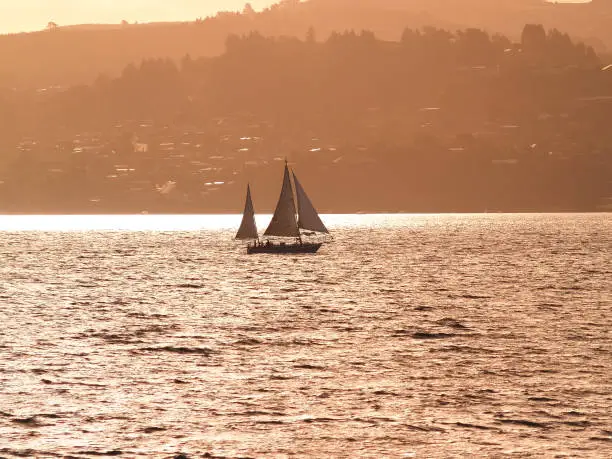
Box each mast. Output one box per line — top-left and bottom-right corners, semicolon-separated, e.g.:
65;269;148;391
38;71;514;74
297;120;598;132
263;161;300;238
235;184;258;240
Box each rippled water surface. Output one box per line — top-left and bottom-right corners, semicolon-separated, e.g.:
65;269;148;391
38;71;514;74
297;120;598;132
1;214;611;458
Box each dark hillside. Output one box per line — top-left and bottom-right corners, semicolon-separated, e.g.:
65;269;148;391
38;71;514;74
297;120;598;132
1;0;611;89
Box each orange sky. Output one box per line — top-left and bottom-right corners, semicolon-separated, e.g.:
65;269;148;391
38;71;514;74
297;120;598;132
0;0;279;34
0;0;591;35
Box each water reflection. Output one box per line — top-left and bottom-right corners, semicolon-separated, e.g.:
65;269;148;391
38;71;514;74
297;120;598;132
0;214;610;457
0;214;430;232
0;212;604;232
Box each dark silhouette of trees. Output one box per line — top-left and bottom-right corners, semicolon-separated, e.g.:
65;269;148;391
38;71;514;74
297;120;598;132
306;26;317;44
1;0;611;90
521;24;546;54
5;24;602;133
243;3;256;16
455;28;497;66
520;24;601;68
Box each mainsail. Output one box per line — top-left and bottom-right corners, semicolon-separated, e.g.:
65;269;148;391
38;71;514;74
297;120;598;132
293;172;329;234
264;163;300;237
235;184;258;240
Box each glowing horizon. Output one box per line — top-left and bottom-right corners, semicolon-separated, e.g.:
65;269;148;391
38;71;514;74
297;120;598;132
0;0;279;34
0;0;592;35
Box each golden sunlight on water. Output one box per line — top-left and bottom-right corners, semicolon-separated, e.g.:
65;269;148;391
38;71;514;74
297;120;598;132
0;214;425;232
0;214;610;457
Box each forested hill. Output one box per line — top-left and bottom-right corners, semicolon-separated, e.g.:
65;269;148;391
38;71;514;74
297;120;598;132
1;0;611;89
0;24;610;213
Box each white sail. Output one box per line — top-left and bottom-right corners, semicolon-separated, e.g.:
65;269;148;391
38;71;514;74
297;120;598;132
293;172;329;234
235;184;258;240
264;164;300;237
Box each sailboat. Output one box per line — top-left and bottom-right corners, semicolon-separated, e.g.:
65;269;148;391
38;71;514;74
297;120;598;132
235;160;330;254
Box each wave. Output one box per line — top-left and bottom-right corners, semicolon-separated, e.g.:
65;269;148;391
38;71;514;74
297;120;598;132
137;346;215;356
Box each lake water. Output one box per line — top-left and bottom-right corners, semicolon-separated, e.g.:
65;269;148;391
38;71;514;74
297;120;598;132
0;214;610;458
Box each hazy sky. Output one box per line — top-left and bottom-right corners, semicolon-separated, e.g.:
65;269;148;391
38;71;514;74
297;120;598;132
0;0;279;34
0;0;591;34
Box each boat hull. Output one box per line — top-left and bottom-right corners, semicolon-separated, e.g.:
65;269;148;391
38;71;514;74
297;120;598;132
247;242;323;254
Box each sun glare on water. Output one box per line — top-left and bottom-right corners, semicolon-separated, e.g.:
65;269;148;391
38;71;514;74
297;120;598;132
0;215;240;232
0;214;422;232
